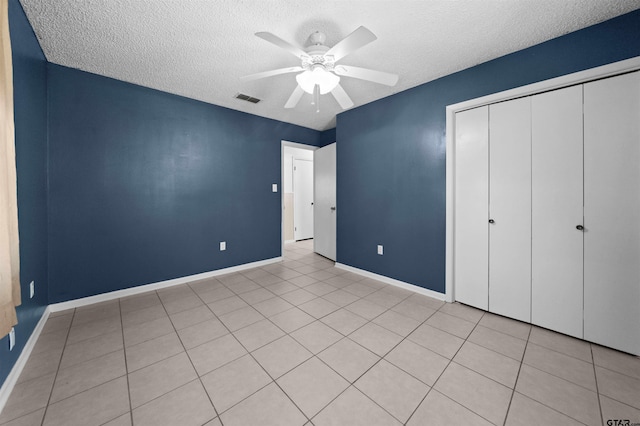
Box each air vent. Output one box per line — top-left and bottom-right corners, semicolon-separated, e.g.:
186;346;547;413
235;93;261;104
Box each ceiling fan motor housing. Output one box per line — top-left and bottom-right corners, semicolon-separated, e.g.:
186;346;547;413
302;44;334;72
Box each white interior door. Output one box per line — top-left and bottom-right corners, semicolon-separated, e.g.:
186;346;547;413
489;97;532;322
584;71;640;355
293;159;314;240
314;143;337;260
531;85;584;339
454;106;489;310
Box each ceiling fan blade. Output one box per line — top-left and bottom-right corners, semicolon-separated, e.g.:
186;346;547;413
284;85;305;109
334;65;398;86
325;26;377;62
240;66;304;82
331;84;354;109
255;32;307;58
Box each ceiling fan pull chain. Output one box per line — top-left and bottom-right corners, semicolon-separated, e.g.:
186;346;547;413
314;85;320;112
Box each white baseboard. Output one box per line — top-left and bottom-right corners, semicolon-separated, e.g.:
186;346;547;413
0;256;283;415
335;263;446;302
50;256;283;312
0;306;51;415
284;240;295;244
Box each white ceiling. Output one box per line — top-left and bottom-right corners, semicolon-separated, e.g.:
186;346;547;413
19;0;640;131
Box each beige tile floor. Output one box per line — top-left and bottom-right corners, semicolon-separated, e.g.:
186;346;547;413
1;239;639;425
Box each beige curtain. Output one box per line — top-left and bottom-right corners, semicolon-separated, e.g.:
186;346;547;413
0;0;21;338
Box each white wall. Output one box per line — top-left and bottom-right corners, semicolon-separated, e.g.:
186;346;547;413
283;146;314;242
284;146;314;193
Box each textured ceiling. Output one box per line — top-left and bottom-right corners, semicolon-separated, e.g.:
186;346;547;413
19;0;640;131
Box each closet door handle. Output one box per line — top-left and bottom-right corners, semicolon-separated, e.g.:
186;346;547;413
576;225;584;231
488;219;495;224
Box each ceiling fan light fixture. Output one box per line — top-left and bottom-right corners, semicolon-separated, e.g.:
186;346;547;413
296;66;340;95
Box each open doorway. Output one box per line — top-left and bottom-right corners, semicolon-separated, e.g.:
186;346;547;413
281;140;337;261
281;141;317;252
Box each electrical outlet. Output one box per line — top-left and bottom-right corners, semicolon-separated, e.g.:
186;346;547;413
8;327;15;351
377;245;383;255
220;241;226;251
29;281;34;299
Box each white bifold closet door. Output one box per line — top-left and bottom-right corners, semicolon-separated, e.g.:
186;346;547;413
488;98;532;322
531;85;584;339
583;71;640;355
454;106;489;310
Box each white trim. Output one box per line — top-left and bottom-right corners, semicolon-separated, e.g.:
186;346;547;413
0;306;51;414
50;257;282;312
445;56;640;304
335;262;446;302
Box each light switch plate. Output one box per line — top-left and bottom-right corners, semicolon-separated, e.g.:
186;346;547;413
272;184;278;192
377;245;383;255
29;281;34;299
220;241;226;251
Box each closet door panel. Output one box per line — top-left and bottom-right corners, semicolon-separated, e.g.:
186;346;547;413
455;106;489;310
489;98;532;322
584;71;640;355
531;86;584;339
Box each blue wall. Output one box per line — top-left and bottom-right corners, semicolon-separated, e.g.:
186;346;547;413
319;128;337;146
336;10;640;293
0;0;48;386
47;65;322;302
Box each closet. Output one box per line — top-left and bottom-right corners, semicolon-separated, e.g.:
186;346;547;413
453;70;640;355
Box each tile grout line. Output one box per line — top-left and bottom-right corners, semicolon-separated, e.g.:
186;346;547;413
501;322;533;426
238;253;364;423
159;288;222;425
117;299;133;426
191;270;323;423
403;304;460;425
590;343;605;426
284;249;449;424
194;249;397;423
505;312;610;425
36;304;128;421
301;288;446;425
520;352;601;393
454;310;606;425
405;310;499;426
12;242;638;426
39;308;76;426
211;283;314;424
349;305;443;425
305;309;427;424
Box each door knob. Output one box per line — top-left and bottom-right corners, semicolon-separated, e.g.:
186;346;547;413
330;207;336;211
488;219;495;224
576;225;584;231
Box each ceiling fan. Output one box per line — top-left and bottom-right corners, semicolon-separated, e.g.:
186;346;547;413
240;26;399;112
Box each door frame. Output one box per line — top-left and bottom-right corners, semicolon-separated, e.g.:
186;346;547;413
445;56;640;303
281;140;318;256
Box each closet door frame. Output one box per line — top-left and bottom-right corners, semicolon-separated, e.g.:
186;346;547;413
445;56;640;303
